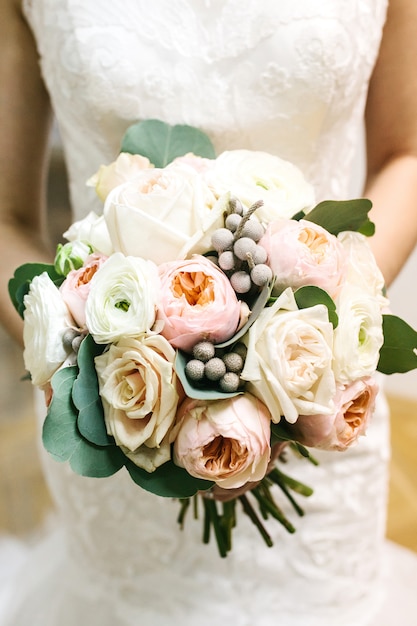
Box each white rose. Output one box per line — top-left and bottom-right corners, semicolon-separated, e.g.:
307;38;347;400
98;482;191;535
64;211;114;256
103;164;222;265
205;150;315;222
87;152;153;202
23;272;75;387
338;231;389;308
95;335;179;472
333;284;384;383
85;253;159;344
241;288;336;424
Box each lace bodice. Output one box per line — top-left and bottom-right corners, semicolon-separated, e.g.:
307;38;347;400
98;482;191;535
13;2;391;626
24;0;387;218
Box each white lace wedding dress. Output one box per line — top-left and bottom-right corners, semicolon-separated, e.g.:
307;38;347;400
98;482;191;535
2;1;417;625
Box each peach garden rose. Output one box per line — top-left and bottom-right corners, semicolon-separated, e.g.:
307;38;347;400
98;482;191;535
288;376;378;451
59;253;108;328
157;255;242;352
260;218;346;298
172;393;271;489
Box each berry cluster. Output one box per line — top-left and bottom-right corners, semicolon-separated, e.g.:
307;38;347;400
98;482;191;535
185;340;247;393
211;197;272;295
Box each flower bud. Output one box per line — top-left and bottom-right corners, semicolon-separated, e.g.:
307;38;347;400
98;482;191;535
54;241;94;276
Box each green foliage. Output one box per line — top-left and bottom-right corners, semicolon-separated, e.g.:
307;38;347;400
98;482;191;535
302;198;374;236
126;458;214;498
8;263;63;318
43;366;124;478
378;314;417;374
121;119;216;167
72;335;112;446
294;285;338;328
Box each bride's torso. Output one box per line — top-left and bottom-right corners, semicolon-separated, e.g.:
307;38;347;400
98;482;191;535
21;2;390;626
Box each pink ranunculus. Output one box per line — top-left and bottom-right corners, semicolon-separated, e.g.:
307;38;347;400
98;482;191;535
260;219;346;298
289;376;379;451
60;253;108;327
157;255;241;352
172;394;271;489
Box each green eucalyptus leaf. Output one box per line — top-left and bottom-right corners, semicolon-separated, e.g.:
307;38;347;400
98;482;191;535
42;366;80;462
72;335;112;446
175;351;243;401
294;285;338;328
216;282;273;349
43;366;124;478
9;263;63;318
125;458;214;498
121;119;216;167
304;199;374;236
377;314;417;374
68;440;125;478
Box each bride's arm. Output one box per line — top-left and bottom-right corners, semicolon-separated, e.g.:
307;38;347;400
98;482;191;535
0;0;53;344
365;0;417;287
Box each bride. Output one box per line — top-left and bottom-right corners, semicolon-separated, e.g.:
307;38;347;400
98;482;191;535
1;1;417;625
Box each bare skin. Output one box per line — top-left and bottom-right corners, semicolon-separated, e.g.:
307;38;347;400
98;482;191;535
0;0;53;344
365;0;417;284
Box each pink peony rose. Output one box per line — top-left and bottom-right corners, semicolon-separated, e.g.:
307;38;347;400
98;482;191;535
260;219;346;298
157;255;241;352
289;376;378;451
172;394;271;489
60;253;108;327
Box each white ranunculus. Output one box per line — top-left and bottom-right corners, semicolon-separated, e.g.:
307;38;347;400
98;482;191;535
85;253;159;344
337;231;389;308
241;288;336;424
103;164;221;265
205;150;315;222
95;335;179;472
23;272;75;387
64;211;114;256
333;284;384;383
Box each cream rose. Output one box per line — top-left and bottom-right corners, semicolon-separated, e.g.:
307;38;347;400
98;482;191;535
85;252;159;344
260;219;346;298
241;288;336;424
333;284;384;383
103;164;222;265
87;152;153;202
23;272;75;387
95;335;179;472
289;377;378;451
205;149;315;222
64;211;114;256
172;394;271;489
157;255;241;352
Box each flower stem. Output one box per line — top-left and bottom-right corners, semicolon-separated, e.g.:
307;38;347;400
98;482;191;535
239;494;274;547
177;498;190;529
251;487;296;534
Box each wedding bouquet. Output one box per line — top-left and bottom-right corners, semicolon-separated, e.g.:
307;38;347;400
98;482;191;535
9;120;417;557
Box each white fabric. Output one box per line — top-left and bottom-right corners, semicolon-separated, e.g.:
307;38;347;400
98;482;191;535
2;1;417;624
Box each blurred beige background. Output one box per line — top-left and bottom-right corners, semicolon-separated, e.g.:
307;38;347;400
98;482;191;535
0;131;416;551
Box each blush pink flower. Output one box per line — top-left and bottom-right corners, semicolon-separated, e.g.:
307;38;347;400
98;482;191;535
157;255;241;352
172;394;271;489
288;376;378;451
260;219;346;298
60;253;108;328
